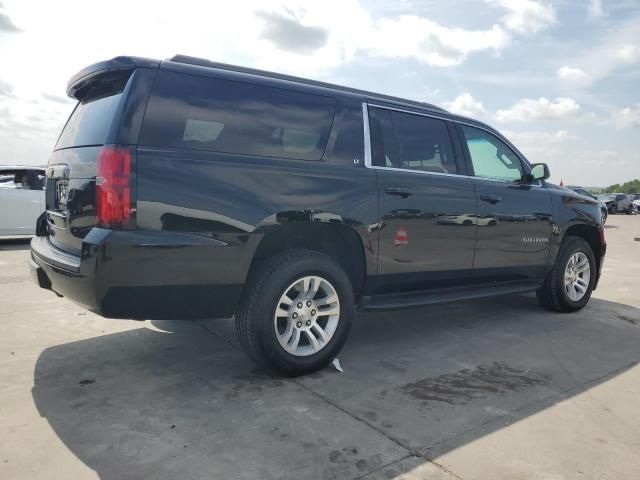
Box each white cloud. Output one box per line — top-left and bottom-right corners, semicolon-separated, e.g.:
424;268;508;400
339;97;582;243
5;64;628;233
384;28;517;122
366;16;510;67
588;0;604;18
500;129;573;177
612;105;640;129
556;65;588;83
487;0;556;36
615;44;640;64
554;21;640;87
495;97;581;122
502;129;573;146
442;93;487;116
498;130;630;186
0;78;13;97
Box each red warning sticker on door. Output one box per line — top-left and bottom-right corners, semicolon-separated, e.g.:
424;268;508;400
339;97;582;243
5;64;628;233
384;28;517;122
394;228;408;246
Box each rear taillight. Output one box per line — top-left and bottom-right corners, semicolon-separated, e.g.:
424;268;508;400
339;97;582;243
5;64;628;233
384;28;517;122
96;146;134;229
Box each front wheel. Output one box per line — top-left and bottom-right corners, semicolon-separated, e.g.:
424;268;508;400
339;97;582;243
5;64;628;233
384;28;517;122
236;249;354;376
536;236;596;312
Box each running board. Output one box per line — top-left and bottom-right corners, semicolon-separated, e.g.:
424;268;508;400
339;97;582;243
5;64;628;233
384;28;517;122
359;280;539;311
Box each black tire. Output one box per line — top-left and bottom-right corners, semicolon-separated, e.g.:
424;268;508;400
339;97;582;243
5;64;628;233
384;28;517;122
610;204;618;214
536;236;596;313
601;209;607;224
236;249;354;376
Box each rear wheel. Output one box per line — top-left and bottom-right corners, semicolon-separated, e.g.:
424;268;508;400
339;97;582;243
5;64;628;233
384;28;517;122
536;236;596;312
236;249;354;376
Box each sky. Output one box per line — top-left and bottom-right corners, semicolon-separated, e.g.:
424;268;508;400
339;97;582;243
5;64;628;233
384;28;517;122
0;0;638;186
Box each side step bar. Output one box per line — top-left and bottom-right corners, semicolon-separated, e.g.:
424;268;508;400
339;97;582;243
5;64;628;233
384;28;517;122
359;280;540;311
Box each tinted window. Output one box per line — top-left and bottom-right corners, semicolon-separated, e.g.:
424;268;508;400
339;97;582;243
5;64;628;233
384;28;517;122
140;71;336;161
322;103;364;165
369;107;456;174
462;125;523;182
369;107;400;168
391;111;456;174
56;94;122;149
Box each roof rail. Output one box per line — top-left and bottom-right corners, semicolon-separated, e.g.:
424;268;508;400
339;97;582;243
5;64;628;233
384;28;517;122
168;54;447;113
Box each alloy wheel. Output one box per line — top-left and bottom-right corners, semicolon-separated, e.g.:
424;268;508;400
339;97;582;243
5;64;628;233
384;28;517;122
273;275;341;356
564;252;591;302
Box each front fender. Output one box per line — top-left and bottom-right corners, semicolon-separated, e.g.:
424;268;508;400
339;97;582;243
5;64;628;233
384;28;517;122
547;187;604;271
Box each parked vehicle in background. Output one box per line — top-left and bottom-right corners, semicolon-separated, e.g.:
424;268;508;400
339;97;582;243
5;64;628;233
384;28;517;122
612;193;633;214
632;194;640;212
567;186;607;223
30;55;606;375
598;193;633;214
0;166;46;236
597;194;615;212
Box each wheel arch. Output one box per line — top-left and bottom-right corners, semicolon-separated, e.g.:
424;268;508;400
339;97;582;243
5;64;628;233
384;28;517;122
559;222;604;281
247;220;370;299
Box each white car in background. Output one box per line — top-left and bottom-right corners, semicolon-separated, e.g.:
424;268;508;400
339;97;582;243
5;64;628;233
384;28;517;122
0;165;46;236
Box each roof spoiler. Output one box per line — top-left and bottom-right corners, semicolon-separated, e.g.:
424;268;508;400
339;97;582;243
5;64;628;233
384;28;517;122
66;56;159;100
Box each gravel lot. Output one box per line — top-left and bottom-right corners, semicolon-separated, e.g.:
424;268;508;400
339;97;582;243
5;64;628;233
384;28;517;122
1;215;639;480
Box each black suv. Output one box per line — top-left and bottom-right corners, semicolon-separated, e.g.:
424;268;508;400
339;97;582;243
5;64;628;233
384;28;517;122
30;56;606;375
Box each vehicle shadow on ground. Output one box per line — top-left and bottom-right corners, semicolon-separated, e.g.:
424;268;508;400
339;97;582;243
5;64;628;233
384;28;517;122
0;237;32;251
32;295;640;480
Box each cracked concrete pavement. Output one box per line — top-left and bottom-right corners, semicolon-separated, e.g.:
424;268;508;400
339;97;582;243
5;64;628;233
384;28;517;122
1;215;639;479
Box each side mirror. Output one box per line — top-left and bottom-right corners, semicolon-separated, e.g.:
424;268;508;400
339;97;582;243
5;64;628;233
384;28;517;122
529;163;550;182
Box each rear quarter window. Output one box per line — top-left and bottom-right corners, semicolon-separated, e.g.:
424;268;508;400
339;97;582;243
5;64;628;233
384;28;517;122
139;71;336;161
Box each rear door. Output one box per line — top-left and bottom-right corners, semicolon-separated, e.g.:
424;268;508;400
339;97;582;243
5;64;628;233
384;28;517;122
368;105;477;294
456;123;553;282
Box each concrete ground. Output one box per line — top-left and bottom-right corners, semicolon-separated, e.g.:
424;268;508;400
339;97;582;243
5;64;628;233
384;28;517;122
1;215;639;480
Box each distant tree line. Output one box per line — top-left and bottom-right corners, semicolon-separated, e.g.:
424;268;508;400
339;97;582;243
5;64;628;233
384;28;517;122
598;179;640;194
587;179;640;195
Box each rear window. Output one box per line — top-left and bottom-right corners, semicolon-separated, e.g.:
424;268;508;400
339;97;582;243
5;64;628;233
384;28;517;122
139;71;336;161
56;73;129;150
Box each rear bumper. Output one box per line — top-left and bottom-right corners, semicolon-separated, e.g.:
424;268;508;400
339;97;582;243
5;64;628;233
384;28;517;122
30;229;246;319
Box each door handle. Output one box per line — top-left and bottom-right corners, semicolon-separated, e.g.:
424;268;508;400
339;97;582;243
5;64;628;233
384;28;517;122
385;187;413;198
480;193;502;204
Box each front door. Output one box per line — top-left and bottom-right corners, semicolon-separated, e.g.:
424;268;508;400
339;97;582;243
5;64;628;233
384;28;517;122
456;123;553;282
368;105;477;294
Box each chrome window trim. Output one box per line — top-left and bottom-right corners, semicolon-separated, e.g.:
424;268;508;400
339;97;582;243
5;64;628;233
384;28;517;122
361;101;543;187
367;102;453;123
365;164;471;179
362;102;372;168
